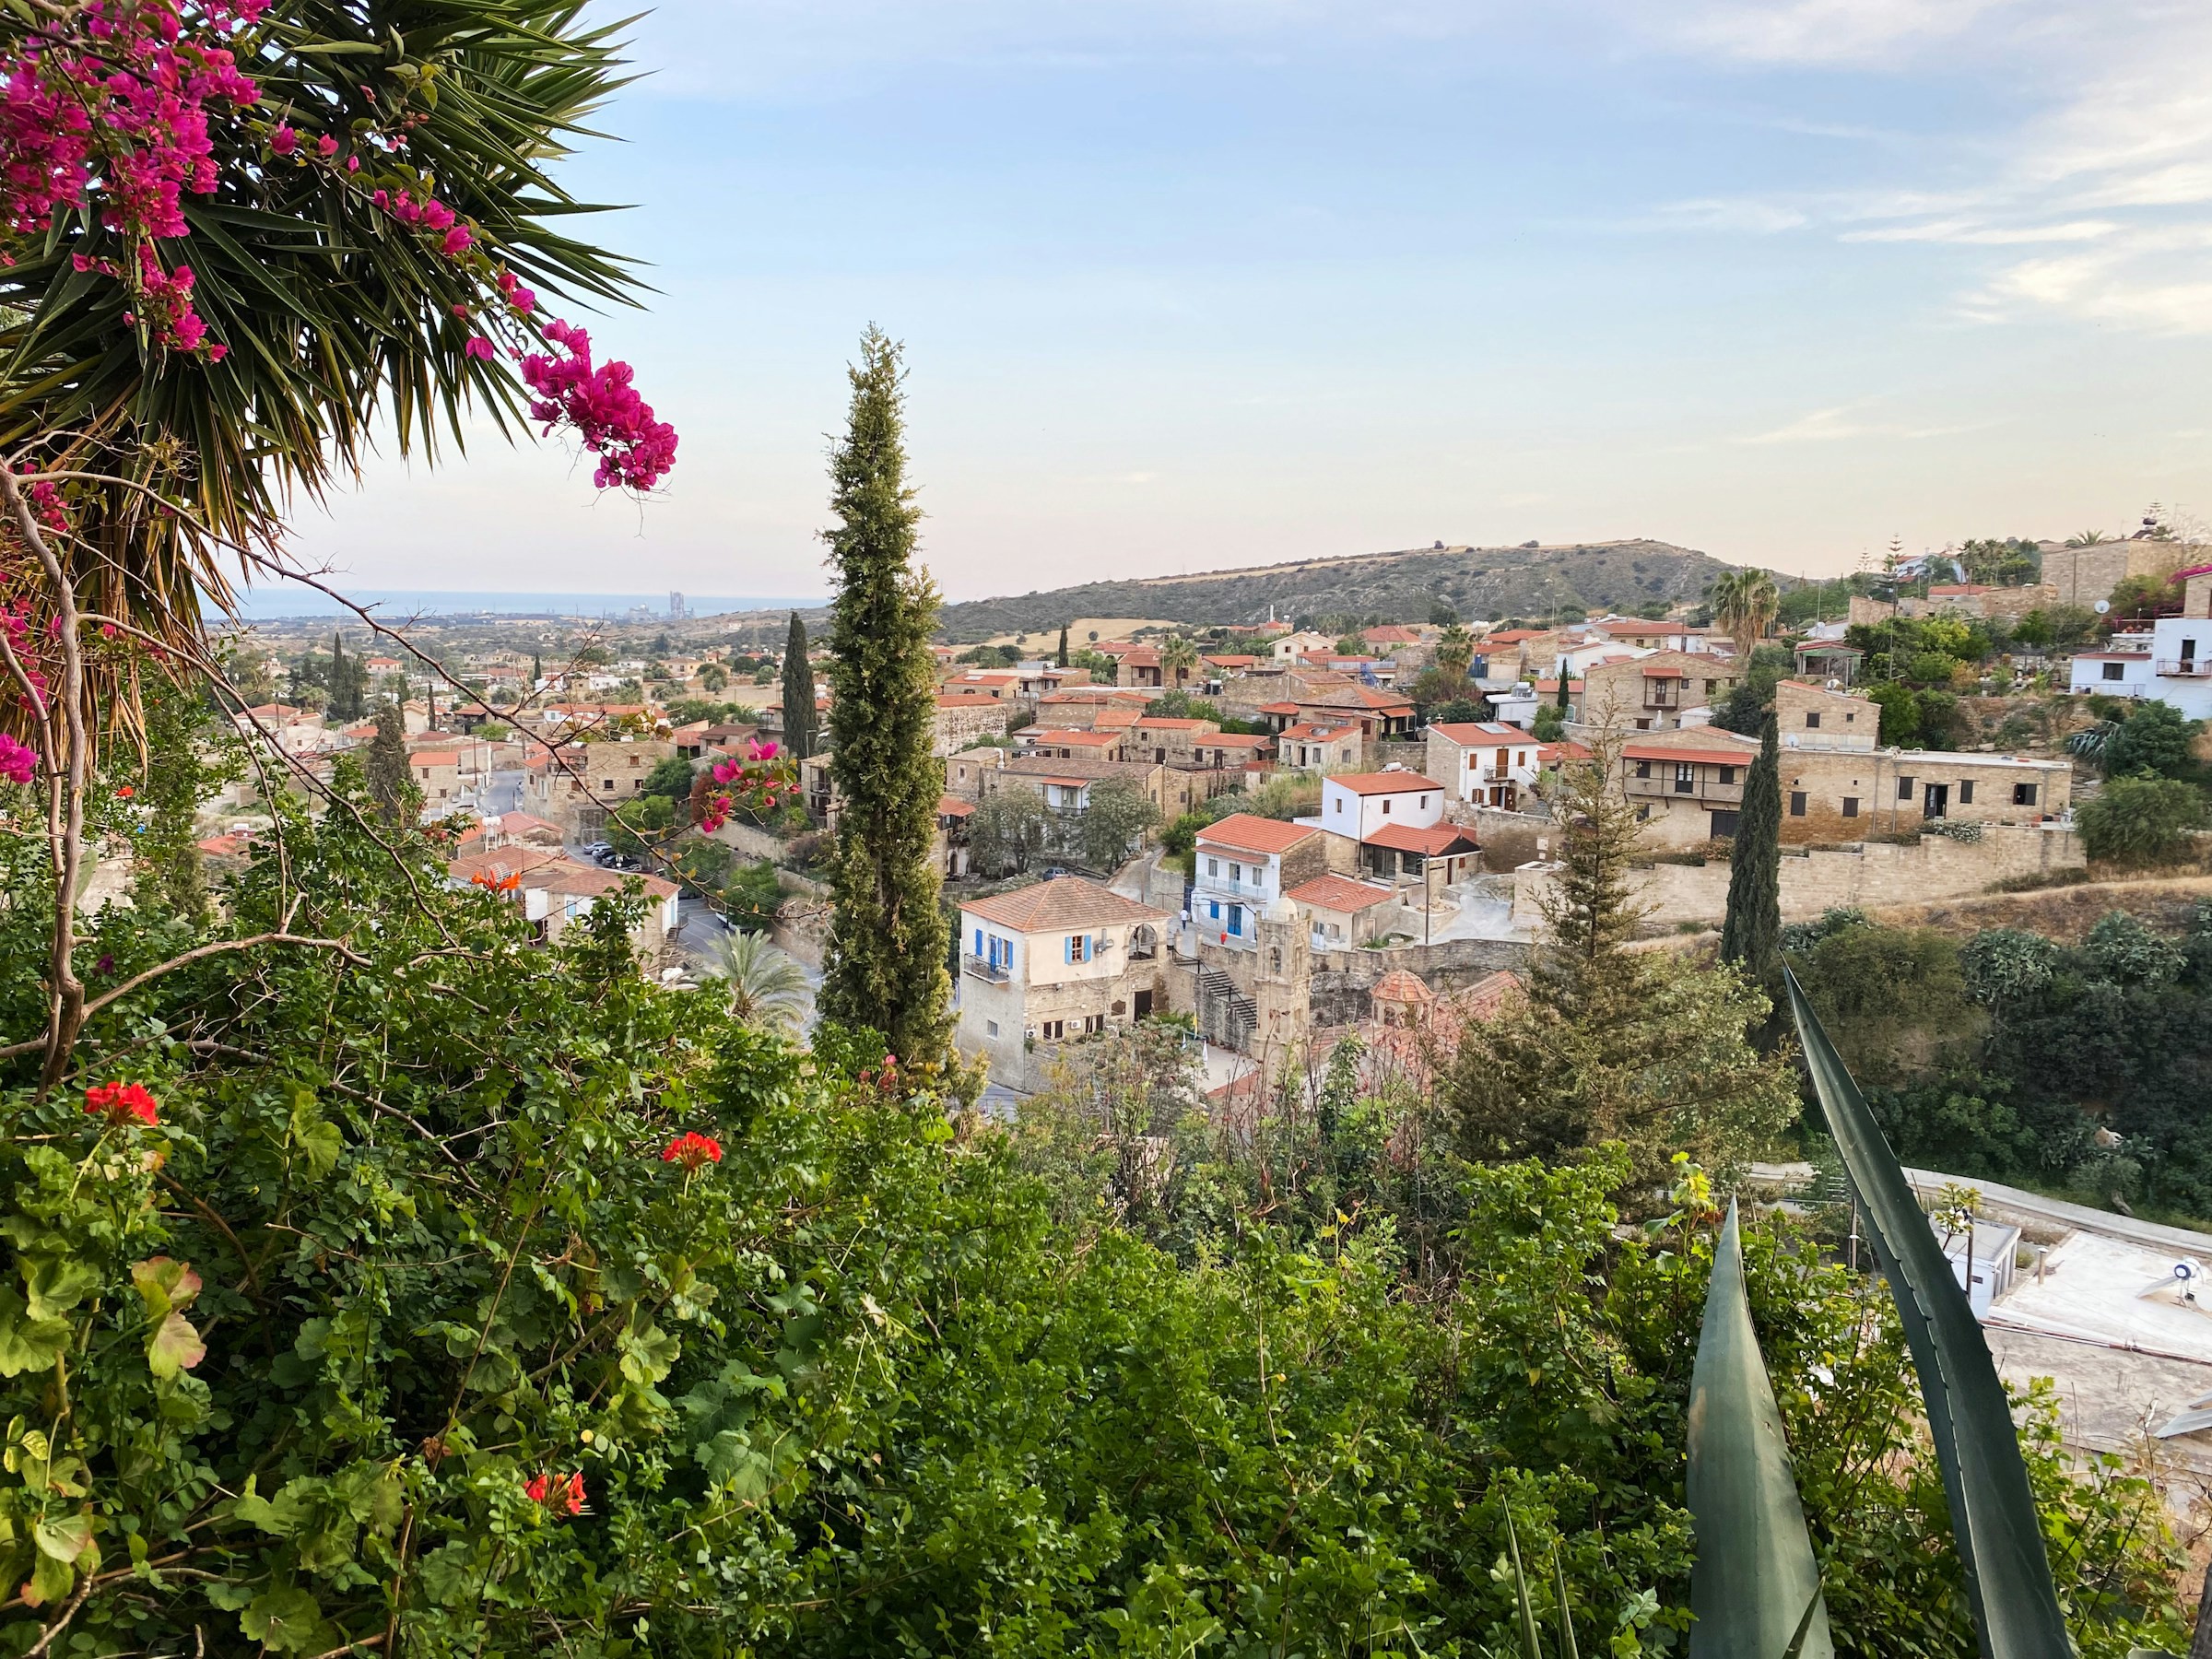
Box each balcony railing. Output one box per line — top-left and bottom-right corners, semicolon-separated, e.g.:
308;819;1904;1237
1194;875;1274;900
960;956;1011;984
1625;773;1745;805
2157;659;2211;677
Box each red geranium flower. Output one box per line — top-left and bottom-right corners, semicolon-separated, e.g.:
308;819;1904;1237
661;1131;722;1171
525;1470;586;1515
84;1081;159;1126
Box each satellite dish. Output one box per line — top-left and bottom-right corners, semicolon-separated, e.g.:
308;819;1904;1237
2094;600;2112;614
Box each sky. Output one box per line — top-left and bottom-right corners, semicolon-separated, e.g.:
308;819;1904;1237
288;0;2212;606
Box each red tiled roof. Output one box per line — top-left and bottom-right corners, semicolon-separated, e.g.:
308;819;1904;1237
1030;728;1122;746
1485;629;1544;644
937;794;975;818
412;750;460;767
1363;822;1477;855
1429;722;1522;744
1301;686;1413;712
1259;702;1301;716
1622;742;1756;767
1327;771;1441;795
1132;716;1214;729
1362;625;1424;643
961;876;1166;933
1371;969;1434;1004
1278;722;1359;741
1196;812;1321;854
1286;874;1395;912
1640;665;1688;678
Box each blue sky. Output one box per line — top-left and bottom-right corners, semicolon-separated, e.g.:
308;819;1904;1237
291;0;2212;605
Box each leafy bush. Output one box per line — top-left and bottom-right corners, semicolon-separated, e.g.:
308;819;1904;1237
2104;699;2204;780
724;858;788;931
2077;773;2206;867
1959;928;2064;1005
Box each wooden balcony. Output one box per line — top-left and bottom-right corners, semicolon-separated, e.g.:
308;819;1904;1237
1624;771;1744;805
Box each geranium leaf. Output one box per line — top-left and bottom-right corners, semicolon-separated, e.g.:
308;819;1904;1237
147;1309;207;1379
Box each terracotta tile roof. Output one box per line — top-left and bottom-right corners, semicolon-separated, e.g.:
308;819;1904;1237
960;875;1166;933
1371;969;1435;1004
1363;822;1477;855
448;847;569;885
1259;702;1301;716
1485;629;1544;644
1429;722;1523;744
1327;771;1441;795
412;750;460;768
1131;716;1214;729
1621;742;1757;768
937;794;975;818
1362;625;1424;644
1196;812;1322;854
1029;728;1122;747
526;862;678;902
1301;686;1414;712
1286;874;1395;912
1640;664;1688;678
1450;969;1521;1020
1277;722;1359;741
1537;739;1593;762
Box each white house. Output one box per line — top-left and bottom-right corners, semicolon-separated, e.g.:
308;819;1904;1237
956;877;1173;1088
1425;721;1544;809
2069;637;2156;700
1191;814;1336;951
2070;568;2212;718
1268;629;1337;662
1319;771;1445;841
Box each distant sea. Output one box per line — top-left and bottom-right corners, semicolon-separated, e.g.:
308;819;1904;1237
215;588;826;622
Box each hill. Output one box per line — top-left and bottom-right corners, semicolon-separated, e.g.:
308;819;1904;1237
935;539;1742;641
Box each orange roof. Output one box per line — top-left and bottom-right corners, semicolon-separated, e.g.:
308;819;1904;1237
1030;728;1121;746
525;862;678;902
1278;722;1359;741
937;794;975;818
1364;822;1477;855
1537;739;1593;762
1132;716;1214;729
1286;874;1395;912
412;750;460;767
1302;686;1413;712
1486;629;1544;644
1193;733;1270;748
961;876;1166;933
1640;665;1688;678
1622;742;1755;767
1327;771;1441;795
1429;722;1523;744
1259;702;1301;716
1362;625;1424;643
1371;969;1435;1004
1196;812;1322;855
1204;653;1257;667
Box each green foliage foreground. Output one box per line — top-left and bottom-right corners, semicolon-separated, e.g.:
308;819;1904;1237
0;778;2187;1655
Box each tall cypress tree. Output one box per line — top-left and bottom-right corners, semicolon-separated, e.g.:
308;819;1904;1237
1721;712;1783;996
365;700;416;827
818;327;952;1062
330;630;348;720
782;613;818;759
1056;625;1069;668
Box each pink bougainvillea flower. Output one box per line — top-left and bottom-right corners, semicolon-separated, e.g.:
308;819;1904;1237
661;1131;722;1171
85;1081;159;1126
0;734;36;785
441;225;473;255
315;133;336;157
464;337;494;361
269;124;298;156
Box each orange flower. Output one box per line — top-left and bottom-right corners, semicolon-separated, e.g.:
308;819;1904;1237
526;1470;585;1515
84;1081;159;1126
661;1131;722;1171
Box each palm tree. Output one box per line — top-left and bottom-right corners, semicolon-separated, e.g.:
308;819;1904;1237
1160;635;1200;688
1711;569;1781;660
2065;530;2110;547
0;0;646;730
710;931;810;1032
1434;623;1475;682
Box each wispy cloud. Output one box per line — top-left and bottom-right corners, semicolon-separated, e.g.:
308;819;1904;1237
1660;0;2015;65
1736;404;1991;445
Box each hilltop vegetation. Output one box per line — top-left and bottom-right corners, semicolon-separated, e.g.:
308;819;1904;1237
937;538;1741;640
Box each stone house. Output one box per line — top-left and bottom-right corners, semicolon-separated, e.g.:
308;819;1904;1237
1018;727;1126;761
1284;872;1396;948
1425;721;1546;810
1276;720;1365;773
934;693;1012;756
447;847;679;957
1191;814;1348;952
984;754;1186;819
1773;679;1877;751
1582;651;1741;732
956;877;1174;1089
944;745;1010;801
410;748;462;816
521;737;680;839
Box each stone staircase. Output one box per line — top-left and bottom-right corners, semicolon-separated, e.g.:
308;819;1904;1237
1197;967;1255;1052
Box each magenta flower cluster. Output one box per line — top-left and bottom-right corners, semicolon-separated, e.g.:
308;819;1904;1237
0;0;263;356
520;320;678;492
0;731;33;784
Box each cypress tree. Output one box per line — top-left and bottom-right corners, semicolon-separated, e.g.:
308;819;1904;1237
782;613;818;759
1721;712;1783;996
330;630;347;719
366;700;417;827
818;327;952;1063
1056;625;1069;668
1554;660;1571;713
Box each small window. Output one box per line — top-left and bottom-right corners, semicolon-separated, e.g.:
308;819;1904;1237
1382;799;1392;814
1085;1014;1105;1035
1635;760;1652;779
1041;1018;1065;1040
2101;661;2125;681
603;779;615;791
1842;796;1859;818
986;1020;1000;1038
1959;781;1974;805
1806;712;1821;729
1206;857;1218;877
1845;711;1856;723
1719;766;1735;785
1674;762;1695;792
1789;791;1807;817
1333;797;1343;813
1897;775;1914;801
2013;782;2038;806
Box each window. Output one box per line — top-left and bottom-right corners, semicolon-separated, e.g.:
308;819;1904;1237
1515;751;1526;767
2013;782;2038;806
1959;781;1974;805
1382;799;1392;814
2102;661;2125;681
1897;775;1914;801
1206;857;1218;877
1789;791;1807;817
1674;762;1694;793
985;1020;999;1038
1845;711;1856;724
1333;797;1344;813
1041;1019;1065;1040
1084;1014;1106;1035
1064;935;1093;964
1230;862;1242;882
1634;760;1652;780
972;928;982;956
1841;796;1859;818
1719;766;1735;785
603;779;615;792
1806;712;1821;729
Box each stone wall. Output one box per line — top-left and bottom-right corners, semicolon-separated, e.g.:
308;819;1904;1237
1375;738;1430;772
1511;822;2087;929
1443;802;1553;872
708;818;790;865
2041;542;2177;608
1309;935;1530;1027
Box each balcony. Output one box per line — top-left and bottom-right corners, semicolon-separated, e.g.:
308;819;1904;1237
1643;690;1682;711
1194;875;1274;900
1625;772;1745;805
960;955;1011;984
2157;659;2212;677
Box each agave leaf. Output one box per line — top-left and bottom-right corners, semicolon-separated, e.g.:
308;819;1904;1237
1549;1545;1581;1659
1505;1509;1544;1659
1786;969;2068;1659
1687;1199;1833;1659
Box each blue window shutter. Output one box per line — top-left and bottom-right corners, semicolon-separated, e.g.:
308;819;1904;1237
973;928;982;956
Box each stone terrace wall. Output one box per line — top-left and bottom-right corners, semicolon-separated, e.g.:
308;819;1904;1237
1512;822;2086;929
1310;935;1531;1027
